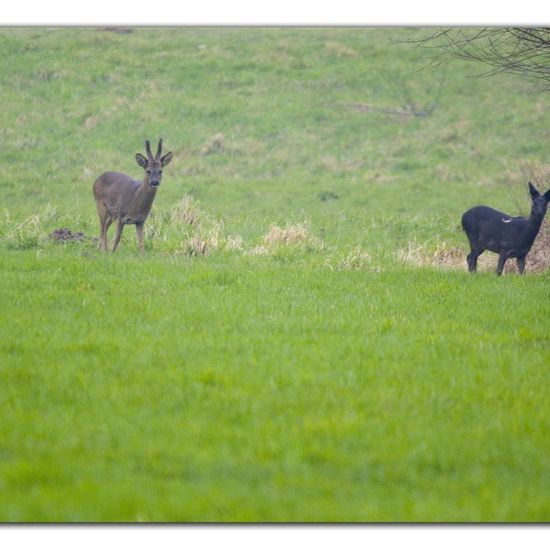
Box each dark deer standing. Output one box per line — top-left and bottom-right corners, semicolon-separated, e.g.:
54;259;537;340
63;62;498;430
461;182;550;275
93;139;173;253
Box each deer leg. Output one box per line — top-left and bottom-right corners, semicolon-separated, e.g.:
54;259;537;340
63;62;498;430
496;252;509;276
98;219;107;251
96;204;112;251
99;217;113;251
516;255;527;275
467;248;483;273
111;220;125;253
135;223;145;254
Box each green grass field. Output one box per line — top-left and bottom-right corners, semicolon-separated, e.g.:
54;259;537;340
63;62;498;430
0;27;549;522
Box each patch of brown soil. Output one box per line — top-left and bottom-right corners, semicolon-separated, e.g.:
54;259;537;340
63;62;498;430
49;228;86;242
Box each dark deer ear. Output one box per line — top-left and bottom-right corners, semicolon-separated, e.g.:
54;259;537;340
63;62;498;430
136;153;148;168
528;181;540;198
161;151;173;166
544;189;550;201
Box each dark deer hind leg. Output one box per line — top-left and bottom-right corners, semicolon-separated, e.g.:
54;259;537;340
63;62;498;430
496;252;510;276
135;223;145;254
467;248;483;273
111;220;125;253
516;255;527;275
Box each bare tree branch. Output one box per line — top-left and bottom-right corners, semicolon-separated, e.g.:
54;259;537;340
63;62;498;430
410;27;550;93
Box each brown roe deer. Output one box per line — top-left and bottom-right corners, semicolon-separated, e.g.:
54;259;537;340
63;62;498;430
461;182;550;275
93;139;173;253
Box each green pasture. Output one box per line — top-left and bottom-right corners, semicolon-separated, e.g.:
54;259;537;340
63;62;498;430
0;27;548;522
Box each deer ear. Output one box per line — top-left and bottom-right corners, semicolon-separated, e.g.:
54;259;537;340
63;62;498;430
136;153;148;168
161;151;173;166
544;189;550;201
528;181;540;198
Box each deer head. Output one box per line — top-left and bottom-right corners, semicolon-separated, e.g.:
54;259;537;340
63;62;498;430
528;181;550;219
135;138;173;188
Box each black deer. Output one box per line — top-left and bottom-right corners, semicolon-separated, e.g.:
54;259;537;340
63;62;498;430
461;182;550;275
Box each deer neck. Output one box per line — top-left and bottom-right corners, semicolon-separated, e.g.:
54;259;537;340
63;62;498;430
133;178;158;213
522;210;545;247
529;207;545;230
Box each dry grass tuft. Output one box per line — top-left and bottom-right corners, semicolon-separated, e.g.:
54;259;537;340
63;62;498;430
185;236;209;256
263;221;319;248
526;220;550;273
201;133;225;156
337;246;373;270
397;240;504;272
170;195;204;227
396;241;428;267
0;206;59;250
84;115;98;130
398;240;468;270
165;195;228;256
225;235;245;252
430;243;466;269
182;221;224;257
245;245;270;257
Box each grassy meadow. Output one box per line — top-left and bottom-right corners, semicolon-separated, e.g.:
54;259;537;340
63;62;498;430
0;27;549;522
